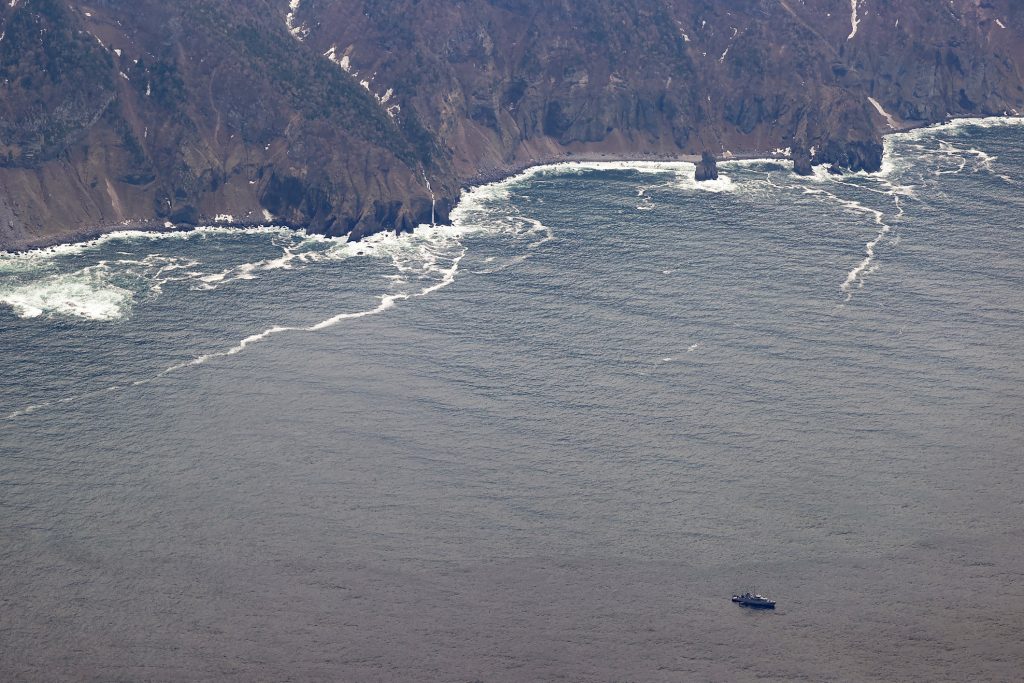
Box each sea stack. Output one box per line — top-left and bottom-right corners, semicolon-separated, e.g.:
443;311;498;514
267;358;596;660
792;145;814;176
695;152;719;181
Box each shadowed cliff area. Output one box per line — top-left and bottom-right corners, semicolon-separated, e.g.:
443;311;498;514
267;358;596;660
1;0;1022;249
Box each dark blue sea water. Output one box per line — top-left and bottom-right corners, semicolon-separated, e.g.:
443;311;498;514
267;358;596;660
1;119;1023;681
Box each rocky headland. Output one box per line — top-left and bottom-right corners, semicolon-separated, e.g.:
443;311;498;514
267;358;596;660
1;0;1023;249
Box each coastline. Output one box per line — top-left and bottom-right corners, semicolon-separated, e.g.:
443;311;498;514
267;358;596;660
3;115;1021;255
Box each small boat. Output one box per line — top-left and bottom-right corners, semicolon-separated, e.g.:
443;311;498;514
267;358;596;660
731;592;776;609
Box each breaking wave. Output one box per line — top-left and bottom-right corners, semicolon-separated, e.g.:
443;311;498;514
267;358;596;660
1;172;556;419
3;116;1021;417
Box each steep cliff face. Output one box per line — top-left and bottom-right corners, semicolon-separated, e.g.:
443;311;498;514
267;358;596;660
0;0;452;249
301;0;1024;174
1;0;1022;249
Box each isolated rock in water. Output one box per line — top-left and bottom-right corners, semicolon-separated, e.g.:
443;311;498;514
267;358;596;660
695;152;719;182
792;146;813;176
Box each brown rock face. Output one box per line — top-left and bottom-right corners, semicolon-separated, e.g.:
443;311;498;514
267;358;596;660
1;0;1023;249
792;146;814;177
694;152;719;182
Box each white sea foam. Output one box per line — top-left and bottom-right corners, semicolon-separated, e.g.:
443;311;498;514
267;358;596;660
891;116;1024;144
789;116;1023;301
799;178;895;300
0;268;132;321
6;116;1020;416
0;226;299;320
675;173;736;193
3;188;527;419
4;221;474;418
0;167;559;326
719;158;793;171
4;155;575;420
0;225;292;262
504;159;748;195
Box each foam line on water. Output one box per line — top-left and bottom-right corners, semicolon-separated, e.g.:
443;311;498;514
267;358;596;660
7;175;542;418
799;178;896;300
0;226;310;321
486;159;761;197
0;225;295;261
4;223;472;421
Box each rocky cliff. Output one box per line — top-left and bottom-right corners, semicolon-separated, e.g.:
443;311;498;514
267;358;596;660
1;0;1022;249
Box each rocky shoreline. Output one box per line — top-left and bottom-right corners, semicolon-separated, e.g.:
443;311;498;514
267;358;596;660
0;116;1003;254
2;0;1020;253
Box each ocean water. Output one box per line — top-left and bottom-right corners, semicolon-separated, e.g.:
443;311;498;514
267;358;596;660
1;119;1022;682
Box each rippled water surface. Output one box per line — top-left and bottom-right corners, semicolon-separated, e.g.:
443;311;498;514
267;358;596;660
2;120;1023;681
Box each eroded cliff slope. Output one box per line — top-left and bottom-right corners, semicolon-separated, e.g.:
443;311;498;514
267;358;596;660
1;0;1022;249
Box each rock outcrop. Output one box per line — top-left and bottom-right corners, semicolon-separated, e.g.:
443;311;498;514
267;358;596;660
1;0;1023;249
694;152;719;182
791;146;814;177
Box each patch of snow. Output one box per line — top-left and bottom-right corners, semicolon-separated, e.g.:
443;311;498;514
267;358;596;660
324;46;354;74
146;82;151;97
120;71;129;80
847;0;860;41
995;18;1006;29
719;47;729;63
867;96;898;128
214;214;234;223
675;20;691;42
114;48;122;57
262;209;275;223
324;45;400;118
164;221;174;228
772;147;792;157
285;0;308;40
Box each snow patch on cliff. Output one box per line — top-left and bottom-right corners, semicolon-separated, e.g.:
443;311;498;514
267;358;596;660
848;0;860;40
324;45;401;118
868;97;898;128
286;0;308;40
